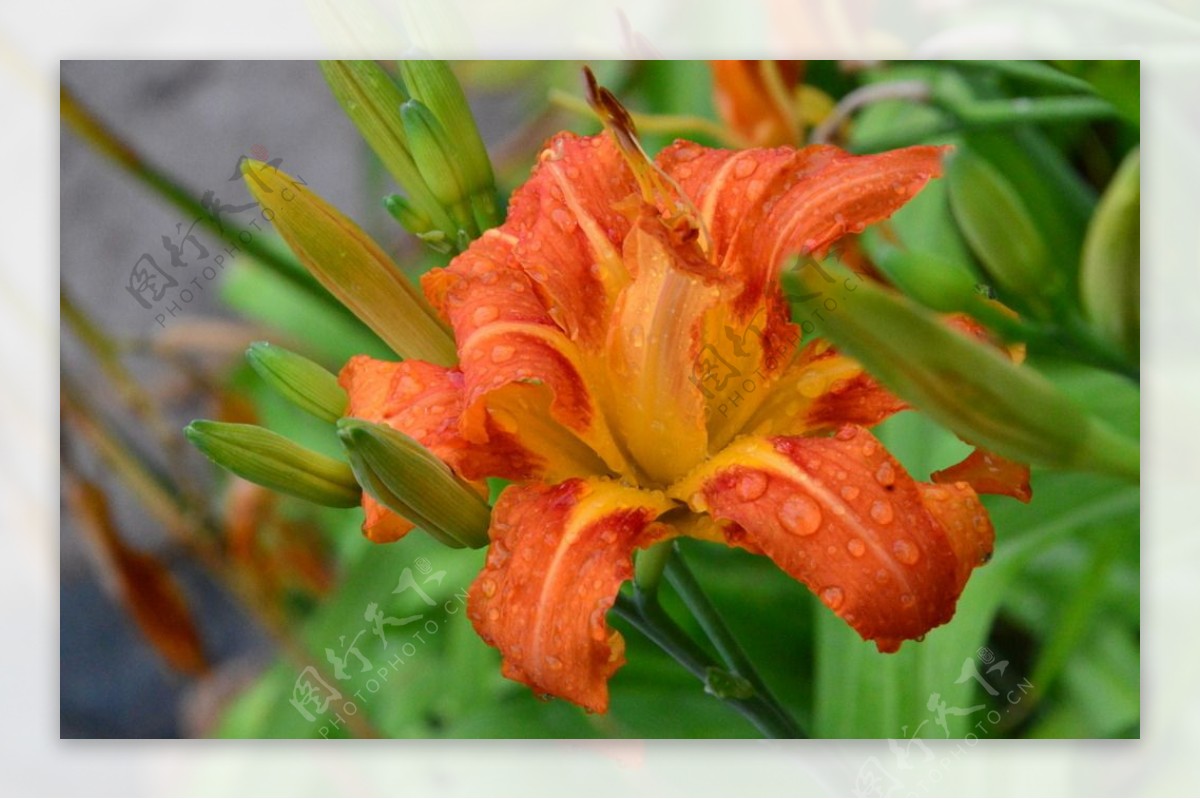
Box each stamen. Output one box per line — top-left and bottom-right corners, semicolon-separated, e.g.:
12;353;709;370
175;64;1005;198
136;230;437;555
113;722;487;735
583;67;713;256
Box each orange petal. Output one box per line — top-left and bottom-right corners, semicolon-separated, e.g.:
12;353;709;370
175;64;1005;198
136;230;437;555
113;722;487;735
604;213;717;485
457;321;629;480
338;356;537;541
421;229;555;340
743;339;908;438
467;478;676;712
699;282;802;452
657;142;946;319
670;426;993;652
425;226;632;480
505;132;638;350
933;448;1033;503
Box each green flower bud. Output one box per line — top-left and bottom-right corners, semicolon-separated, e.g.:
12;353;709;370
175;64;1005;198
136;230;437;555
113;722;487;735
397;60;496;199
948;149;1060;312
337;419;491;549
318;60;456;236
241;159;457;366
793;258;1138;481
185;421;361;508
399;99;472;222
245;342;347;423
1080;148;1139;359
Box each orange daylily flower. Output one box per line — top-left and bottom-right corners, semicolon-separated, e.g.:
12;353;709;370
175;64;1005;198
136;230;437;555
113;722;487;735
339;95;1020;712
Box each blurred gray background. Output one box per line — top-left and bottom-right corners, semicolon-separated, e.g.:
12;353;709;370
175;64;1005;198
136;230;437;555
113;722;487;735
60;61;408;737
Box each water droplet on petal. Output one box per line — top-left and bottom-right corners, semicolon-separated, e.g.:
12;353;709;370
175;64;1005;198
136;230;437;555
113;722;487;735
847;538;866;558
778;495;822;536
551;208;575;231
892;538;920;565
490;344;515;363
870;500;894;525
875;461;896;487
736;472;768;501
545;655;563;670
479;578;497;598
900;592;915;607
688;491;708;511
487;607;501;621
862;439;877;456
820;586;845;610
836;426;858;441
734;158;758;178
840;485;860;501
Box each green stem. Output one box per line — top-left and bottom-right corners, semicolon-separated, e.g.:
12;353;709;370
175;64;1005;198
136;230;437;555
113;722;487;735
663;545;798;728
633;539;673;601
612;593;804;739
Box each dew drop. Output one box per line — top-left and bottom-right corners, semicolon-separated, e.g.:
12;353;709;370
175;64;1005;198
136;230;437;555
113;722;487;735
900;592;915;607
479;578;497;598
820;586;845;610
688;491;708;511
736;472;769;501
870;500;894;525
875;461;896;487
734;158;758;179
836;426;858;441
487;607;501;621
551;208;575;231
862;439;877;456
892;538;920;565
840;485;860;501
778;495;822;536
847;538;866;558
490;344;516;363
545;655;563;670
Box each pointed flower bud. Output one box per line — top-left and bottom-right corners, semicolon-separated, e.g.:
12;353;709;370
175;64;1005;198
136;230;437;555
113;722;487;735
865;235;982;314
245;341;347;423
948;149;1060;313
318;60;456;236
383;193;452;253
794;259;1138;481
397;60;497;201
1080;147;1139;359
399;99;475;233
242;160;457;366
337;418;491;549
185;421;362;508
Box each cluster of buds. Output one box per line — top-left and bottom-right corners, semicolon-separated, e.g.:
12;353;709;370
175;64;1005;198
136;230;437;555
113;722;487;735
320;60;500;253
187;343;489;549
